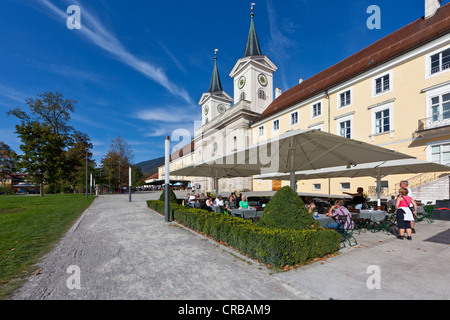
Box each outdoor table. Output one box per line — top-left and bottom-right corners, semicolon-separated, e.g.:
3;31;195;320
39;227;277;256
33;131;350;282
231;208;258;219
314;214;335;228
356;210;387;222
417;206;425;214
210;205;223;213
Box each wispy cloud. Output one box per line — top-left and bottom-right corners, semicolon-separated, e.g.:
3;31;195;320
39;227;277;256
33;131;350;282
157;41;188;74
0;83;29;104
37;0;193;104
133;106;200;123
133;106;200;138
265;0;296;90
47;64;101;82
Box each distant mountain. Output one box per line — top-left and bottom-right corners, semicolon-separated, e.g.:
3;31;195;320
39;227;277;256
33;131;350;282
135;156;165;177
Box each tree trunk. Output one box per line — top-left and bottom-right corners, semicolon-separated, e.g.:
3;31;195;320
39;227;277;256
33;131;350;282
40;182;44;197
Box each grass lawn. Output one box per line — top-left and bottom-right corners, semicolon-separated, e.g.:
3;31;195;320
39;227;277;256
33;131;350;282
0;194;95;299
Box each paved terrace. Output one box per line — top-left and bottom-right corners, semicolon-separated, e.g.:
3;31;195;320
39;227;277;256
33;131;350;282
13;191;450;300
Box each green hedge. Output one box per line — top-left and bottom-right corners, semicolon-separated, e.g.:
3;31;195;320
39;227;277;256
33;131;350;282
147;200;340;268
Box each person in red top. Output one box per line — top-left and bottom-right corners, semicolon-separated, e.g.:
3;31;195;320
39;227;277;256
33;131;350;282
395;188;418;240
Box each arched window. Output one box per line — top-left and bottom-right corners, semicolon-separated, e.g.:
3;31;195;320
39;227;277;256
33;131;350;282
258;89;266;100
240;92;246;101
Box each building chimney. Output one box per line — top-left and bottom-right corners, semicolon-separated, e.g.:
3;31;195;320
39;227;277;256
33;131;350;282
299;78;304;84
425;0;441;19
275;88;282;99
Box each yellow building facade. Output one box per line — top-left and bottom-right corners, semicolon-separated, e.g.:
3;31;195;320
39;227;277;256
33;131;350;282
252;8;450;199
161;2;450;201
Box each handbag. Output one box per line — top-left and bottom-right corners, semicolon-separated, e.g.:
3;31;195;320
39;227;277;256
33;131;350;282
399;196;415;221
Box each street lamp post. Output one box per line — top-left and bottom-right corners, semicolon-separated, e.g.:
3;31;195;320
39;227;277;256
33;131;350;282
165;136;170;223
129;166;132;202
85;149;88;200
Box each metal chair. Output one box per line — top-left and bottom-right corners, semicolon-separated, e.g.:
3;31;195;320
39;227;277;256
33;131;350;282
335;214;358;248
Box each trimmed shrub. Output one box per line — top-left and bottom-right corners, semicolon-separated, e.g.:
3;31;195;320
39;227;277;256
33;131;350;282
147;200;340;268
259;186;318;230
159;187;178;203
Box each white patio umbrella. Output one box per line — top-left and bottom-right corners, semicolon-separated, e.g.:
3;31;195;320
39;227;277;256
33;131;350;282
171;129;414;195
253;159;450;205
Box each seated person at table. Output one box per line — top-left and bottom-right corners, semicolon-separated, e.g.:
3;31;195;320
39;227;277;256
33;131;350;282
225;195;236;214
326;199;354;230
305;199;316;215
205;197;214;207
388;195;396;210
189;193;196;203
214;195;224;206
239;196;249;209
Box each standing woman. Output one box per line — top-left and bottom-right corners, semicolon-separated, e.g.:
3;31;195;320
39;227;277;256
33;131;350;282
395;188;417;240
343;187;366;210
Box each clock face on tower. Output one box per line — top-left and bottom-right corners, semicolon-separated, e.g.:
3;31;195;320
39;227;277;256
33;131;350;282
217;104;226;114
258;73;268;87
238;76;246;89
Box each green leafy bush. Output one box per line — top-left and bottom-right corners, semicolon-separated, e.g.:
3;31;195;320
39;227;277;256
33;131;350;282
159;187;178;203
258;186;318;230
147;200;340;268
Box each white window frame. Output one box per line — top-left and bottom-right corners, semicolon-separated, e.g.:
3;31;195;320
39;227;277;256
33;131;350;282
370;102;394;140
427;139;450;166
290;111;299;126
308;122;323;131
425;84;450;127
336;114;353;139
340;182;351;190
313;183;321;191
258;125;265;137
337;88;353;109
372;70;393;97
272;119;280;132
311;101;322;119
426;44;450;79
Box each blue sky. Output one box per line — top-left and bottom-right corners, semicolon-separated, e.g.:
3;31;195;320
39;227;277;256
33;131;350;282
1;0;448;165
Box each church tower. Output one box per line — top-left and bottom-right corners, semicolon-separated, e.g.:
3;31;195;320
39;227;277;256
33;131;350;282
199;50;233;126
229;6;278;112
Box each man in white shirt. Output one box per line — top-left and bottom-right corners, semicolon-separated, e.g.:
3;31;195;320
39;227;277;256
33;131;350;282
214;195;224;206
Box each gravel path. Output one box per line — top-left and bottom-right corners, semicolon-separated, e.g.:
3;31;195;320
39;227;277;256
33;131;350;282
13;192;310;300
13;192;450;300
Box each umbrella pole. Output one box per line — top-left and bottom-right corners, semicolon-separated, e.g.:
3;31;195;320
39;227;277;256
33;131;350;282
215;177;219;198
289;145;296;191
290;170;296;190
376;168;382;206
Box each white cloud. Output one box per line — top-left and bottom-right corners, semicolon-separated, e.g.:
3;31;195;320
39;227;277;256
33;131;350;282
37;0;193;104
133;107;200;123
0;83;29;104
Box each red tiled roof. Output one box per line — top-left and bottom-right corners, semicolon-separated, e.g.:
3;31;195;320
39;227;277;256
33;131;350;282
147;172;158;180
160;140;195;166
256;3;450;123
